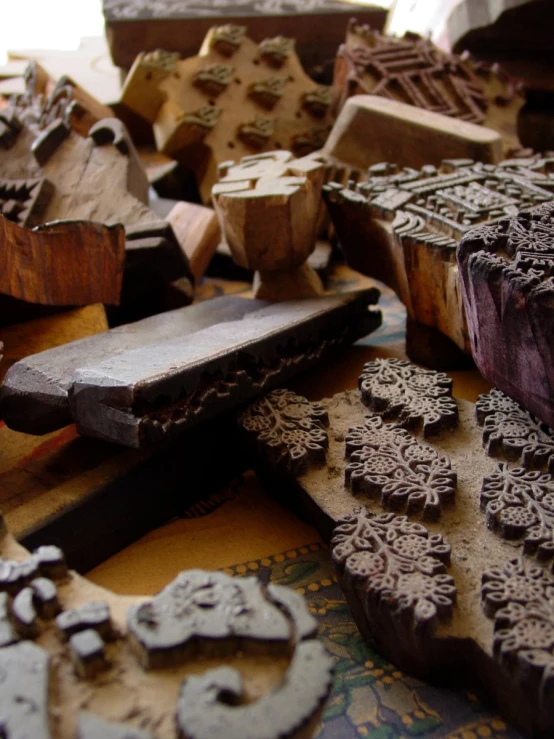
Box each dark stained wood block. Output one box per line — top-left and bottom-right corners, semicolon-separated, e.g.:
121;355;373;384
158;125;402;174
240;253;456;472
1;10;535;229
458;200;554;428
103;0;387;72
68;290;381;447
0;526;333;738
323;155;554;368
237;358;554;737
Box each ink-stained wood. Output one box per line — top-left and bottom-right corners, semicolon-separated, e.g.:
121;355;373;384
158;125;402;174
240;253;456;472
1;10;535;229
166;201;220;281
0;523;333;737
323;155;554;368
1;296;267;434
0;215;125;306
458;200;554;429
238;359;554;738
332;21;524;153
212;151;325;299
323;95;503;174
68;290;381;447
120;26;336;203
103;0;388;72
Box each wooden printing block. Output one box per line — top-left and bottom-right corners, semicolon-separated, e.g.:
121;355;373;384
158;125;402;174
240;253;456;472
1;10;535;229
212;150;326;300
458;199;554;429
332;20;524;154
68;289;381;447
0;521;333;738
120;26;336;203
102;0;387;73
238;356;554;738
323;155;554;369
0;296;268;434
0;75;191;307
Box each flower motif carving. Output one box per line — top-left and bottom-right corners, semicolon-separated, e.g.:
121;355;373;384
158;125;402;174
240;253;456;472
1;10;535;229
359;358;458;436
239;388;328;474
259;36;295;68
481;558;554;707
345;416;456;520
481;463;554;564
331;507;455;629
476;388;554;471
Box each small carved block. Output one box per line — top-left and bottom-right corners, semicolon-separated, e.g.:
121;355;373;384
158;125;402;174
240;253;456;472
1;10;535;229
458;201;554;428
13;586;39;638
31;577;60;619
324;156;554;368
237;361;554;736
70;629;109;678
121;25;335;203
56;601;114;641
333;21;524;152
34;544;68;580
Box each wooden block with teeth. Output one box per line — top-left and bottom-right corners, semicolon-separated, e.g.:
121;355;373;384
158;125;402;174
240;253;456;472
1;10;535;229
120;26;336;203
323;154;554;369
0;517;333;738
238;357;554;738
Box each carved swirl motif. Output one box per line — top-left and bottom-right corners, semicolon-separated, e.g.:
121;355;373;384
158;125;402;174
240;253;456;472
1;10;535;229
302;86;333;118
259;36;295;67
481;463;554;563
141;49;179;70
239;388;328;474
193;64;234;96
359;358;458;436
331;507;455;629
211;25;247;56
482;558;554;708
476;388;554;471
237;116;275;149
345;416;456;520
248;76;286;109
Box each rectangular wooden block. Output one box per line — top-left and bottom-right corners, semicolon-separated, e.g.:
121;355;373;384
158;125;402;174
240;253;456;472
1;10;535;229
323;94;503;171
166;201;221;282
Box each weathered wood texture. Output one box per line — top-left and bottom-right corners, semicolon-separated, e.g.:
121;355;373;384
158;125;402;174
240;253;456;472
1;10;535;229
238;359;554;738
121;26;336;203
458;200;554;428
323;155;554;368
332;21;524;153
213;151;325;299
166;201;220;281
0;524;332;737
103;0;387;72
323;95;503;174
1;296;266;434
68;290;381;447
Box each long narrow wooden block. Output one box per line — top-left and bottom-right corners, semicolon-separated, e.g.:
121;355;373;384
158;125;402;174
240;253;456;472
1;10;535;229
1;296;266;434
238;359;554;738
458;200;554;428
323;95;503;172
0;523;332;737
323;155;554;368
69;290;381;447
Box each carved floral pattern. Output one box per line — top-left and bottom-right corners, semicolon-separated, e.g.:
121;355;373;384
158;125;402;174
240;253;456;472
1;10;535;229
239;388;328;474
331;508;455;629
237;116;275;148
345;416;456;520
259;36;295;67
193;64;234;95
359;358;458;436
476;388;554;471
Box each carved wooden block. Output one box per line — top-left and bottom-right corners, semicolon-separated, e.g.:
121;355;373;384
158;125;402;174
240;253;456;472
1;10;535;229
68;289;381;447
458;199;554;428
0;522;333;738
333;21;524;153
323;155;554;368
213;150;325;299
165;200;220;282
120;26;336;203
238;357;554;737
103;0;388;73
0;74;191;306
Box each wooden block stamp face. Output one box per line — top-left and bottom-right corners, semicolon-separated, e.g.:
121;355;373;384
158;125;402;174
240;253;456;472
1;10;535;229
238;357;554;737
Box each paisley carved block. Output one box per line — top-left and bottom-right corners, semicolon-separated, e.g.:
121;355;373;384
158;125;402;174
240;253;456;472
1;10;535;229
324;156;554;368
458;200;554;429
0;519;332;738
238;357;554;737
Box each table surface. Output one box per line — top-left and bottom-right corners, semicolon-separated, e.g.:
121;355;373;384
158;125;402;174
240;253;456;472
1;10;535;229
84;269;519;739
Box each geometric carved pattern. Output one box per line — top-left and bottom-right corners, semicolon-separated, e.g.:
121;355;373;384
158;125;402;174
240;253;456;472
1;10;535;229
331;507;456;630
345;416;456;520
482;558;554;711
359;358;458;436
0;177;51;227
239;388;329;475
476;388;554;471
